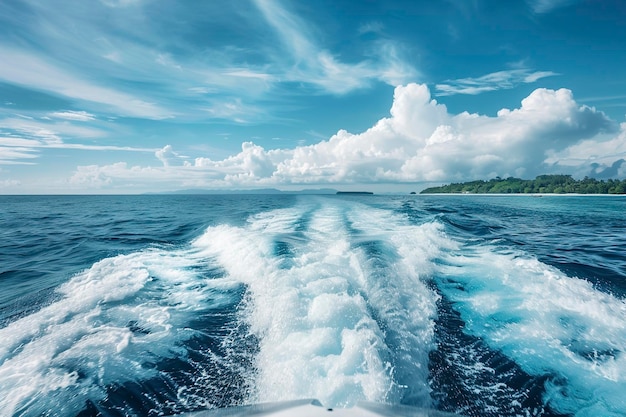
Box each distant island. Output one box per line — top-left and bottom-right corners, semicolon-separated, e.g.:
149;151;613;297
150;188;338;195
336;191;374;195
420;175;626;194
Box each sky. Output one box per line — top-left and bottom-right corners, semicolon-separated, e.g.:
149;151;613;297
1;0;625;194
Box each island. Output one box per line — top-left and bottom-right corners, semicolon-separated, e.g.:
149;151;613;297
336;191;374;195
420;175;626;194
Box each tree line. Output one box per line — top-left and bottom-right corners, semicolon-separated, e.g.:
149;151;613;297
420;174;626;194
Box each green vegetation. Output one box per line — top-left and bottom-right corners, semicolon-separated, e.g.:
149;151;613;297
420;175;626;194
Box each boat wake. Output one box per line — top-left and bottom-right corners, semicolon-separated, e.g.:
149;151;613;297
0;198;625;416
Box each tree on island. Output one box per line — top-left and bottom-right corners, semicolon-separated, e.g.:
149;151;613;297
420;175;626;194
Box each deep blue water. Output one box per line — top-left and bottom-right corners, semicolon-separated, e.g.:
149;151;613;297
0;194;625;417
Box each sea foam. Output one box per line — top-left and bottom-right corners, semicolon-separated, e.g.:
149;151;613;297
0;247;243;416
192;200;446;408
8;196;620;416
436;245;626;416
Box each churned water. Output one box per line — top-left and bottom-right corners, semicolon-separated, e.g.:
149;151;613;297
0;194;624;417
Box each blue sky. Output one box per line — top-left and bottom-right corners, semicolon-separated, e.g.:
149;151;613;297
1;0;625;193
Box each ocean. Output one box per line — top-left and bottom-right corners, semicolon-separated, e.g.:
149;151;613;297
0;194;624;417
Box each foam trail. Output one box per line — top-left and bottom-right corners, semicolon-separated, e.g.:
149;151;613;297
0;198;476;414
194;205;389;406
0;247;244;416
436;245;626;417
344;204;450;406
192;200;447;408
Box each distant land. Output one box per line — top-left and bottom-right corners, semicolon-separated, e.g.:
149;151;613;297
420;175;626;194
149;188;339;195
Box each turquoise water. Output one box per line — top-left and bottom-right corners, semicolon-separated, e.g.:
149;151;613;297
0;194;624;416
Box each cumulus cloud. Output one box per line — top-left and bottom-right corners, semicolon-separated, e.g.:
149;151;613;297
546;122;626;176
155;145;184;167
69;83;624;190
271;85;615;183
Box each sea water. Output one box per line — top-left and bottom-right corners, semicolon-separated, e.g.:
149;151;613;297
0;194;624;417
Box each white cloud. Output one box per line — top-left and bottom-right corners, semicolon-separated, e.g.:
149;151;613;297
49;111;96;122
546;122;626;171
0;137;43;147
253;0;417;94
67;84;623;190
0;120;156;164
0;46;173;119
223;69;274;81
70;163;119;187
0;179;21;187
523;71;558;83
0;146;39;164
68;161;221;190
1;119;64;144
156;145;186;167
436;69;559;96
202;99;264;124
194;142;285;182
1;0;418;131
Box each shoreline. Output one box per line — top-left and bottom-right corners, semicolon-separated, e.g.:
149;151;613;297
417;193;626;197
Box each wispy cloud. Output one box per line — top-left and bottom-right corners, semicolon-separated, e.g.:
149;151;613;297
577;94;626;103
0;118;155;165
0;137;156;165
0;0;418;133
0;142;39;164
253;0;315;64
2;117;106;142
252;0;417;94
49;111;96;122
202;98;264;124
358;21;384;36
0;2;271;123
435;69;559;96
0;46;173;119
527;0;580;14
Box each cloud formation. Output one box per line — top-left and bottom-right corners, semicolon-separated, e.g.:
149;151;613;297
0;117;155;166
68;84;622;191
436;69;559;96
49;111;96;122
253;0;417;94
0;46;174;120
0;0;418;133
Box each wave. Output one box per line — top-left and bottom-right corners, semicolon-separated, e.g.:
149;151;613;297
1;197;625;416
191;200;447;407
435;244;626;417
0;246;249;416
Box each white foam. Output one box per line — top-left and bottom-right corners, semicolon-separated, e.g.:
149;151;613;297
193;206;390;406
0;247;241;416
345;205;453;405
192;200;447;408
1;198;460;414
437;246;626;416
